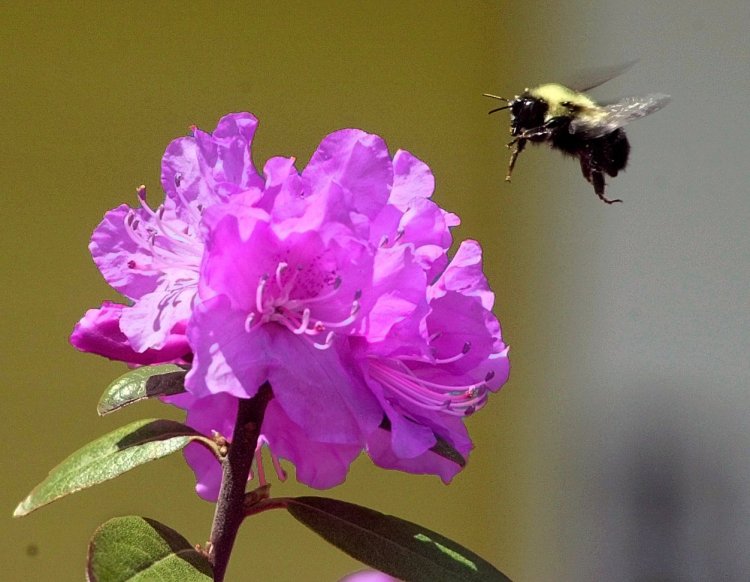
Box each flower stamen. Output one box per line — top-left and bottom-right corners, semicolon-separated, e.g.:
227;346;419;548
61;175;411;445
251;437;288;486
432;341;471;364
256;274;269;314
123;189;203;275
171;173;204;224
275;262;288;290
254;446;267;486
250;266;360;346
368;357;490;417
136;188;196;249
313;331;335;350
290;308;311;334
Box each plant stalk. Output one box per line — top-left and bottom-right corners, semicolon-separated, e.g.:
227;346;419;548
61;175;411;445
208;382;273;582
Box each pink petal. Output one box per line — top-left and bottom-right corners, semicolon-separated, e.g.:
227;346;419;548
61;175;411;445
303;129;392;219
186;295;271;399
90;205;158;299
430;240;494;310
70;301;190;365
390;149;435;207
266;328;382;444
263;400;362;489
161;112;264;210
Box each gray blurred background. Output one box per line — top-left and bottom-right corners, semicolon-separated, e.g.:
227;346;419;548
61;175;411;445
2;1;749;580
514;2;750;580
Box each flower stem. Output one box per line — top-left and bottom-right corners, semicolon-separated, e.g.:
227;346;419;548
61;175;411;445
208;383;273;582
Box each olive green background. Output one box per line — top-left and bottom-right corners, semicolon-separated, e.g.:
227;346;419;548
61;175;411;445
4;1;750;581
2;3;541;580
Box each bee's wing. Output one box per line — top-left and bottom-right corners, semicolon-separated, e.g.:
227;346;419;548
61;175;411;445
569;93;671;138
568;60;639;92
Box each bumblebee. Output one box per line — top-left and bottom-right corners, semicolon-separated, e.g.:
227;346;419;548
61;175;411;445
485;68;670;203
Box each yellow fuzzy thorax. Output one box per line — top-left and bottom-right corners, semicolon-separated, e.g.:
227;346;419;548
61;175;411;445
527;83;598;119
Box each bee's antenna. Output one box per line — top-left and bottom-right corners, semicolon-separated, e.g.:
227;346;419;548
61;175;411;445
483;93;510;115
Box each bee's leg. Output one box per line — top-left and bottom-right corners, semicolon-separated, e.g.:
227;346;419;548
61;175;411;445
579;148;622;204
518;127;551;140
591;170;622;204
505;138;526;182
592;142;623;204
505;125;555;181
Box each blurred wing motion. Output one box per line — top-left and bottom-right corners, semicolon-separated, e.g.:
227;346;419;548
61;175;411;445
570;93;671;138
568;60;638;92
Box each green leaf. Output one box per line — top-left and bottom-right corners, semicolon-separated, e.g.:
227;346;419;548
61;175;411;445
14;419;209;517
98;364;187;415
430;434;466;468
87;516;212;581
285;496;511;582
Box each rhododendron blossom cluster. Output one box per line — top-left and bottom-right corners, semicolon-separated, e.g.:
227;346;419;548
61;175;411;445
72;112;510;500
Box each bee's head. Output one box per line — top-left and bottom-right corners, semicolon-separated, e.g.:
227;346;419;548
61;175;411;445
484;91;549;137
508;92;548;136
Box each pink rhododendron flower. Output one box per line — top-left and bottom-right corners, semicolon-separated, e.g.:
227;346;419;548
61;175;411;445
73;112;509;501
